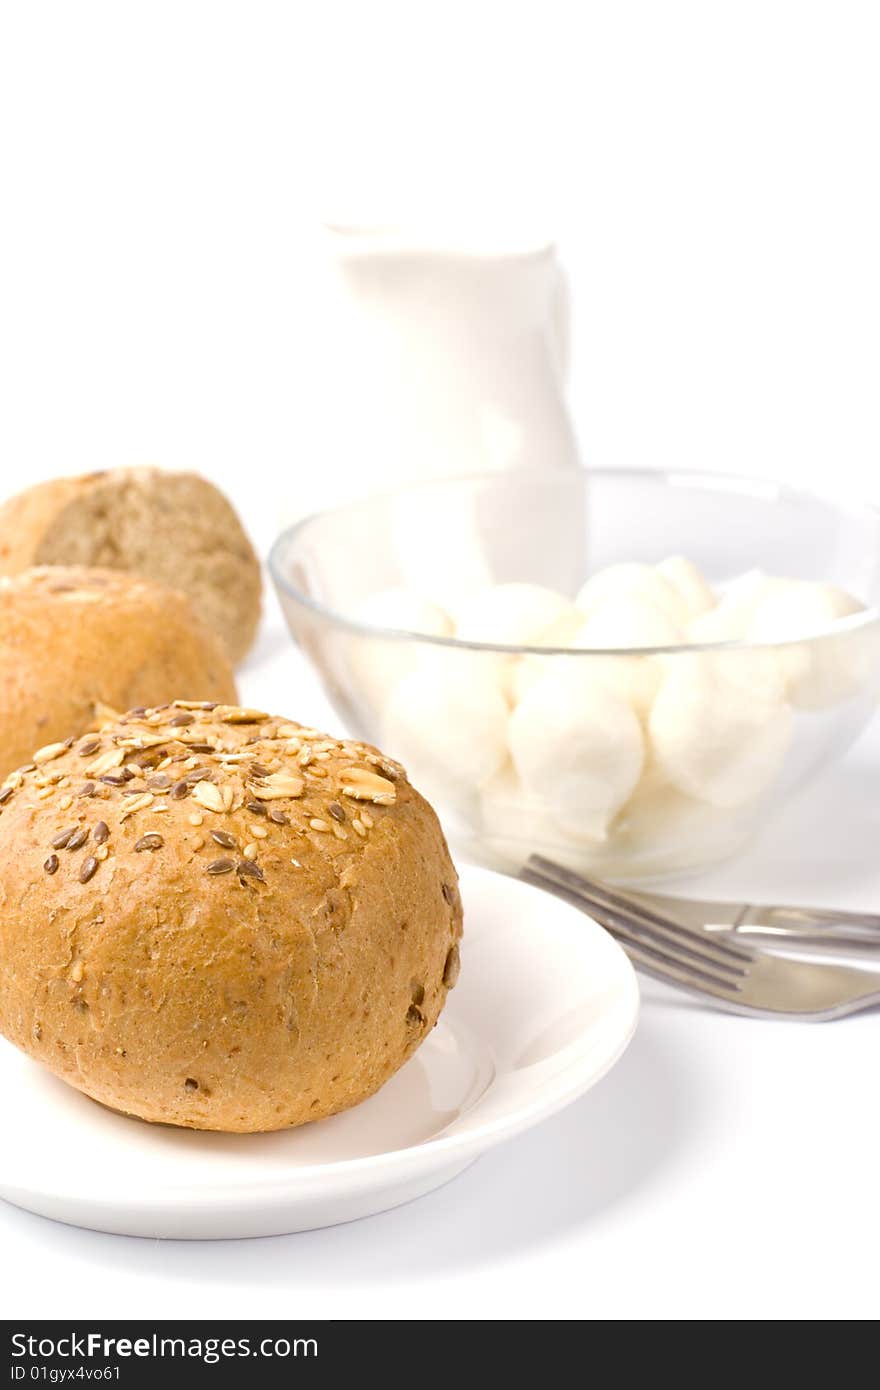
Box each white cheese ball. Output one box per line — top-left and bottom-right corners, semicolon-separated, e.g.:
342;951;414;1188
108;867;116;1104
509;666;645;843
348;589;453;710
454;582;581;646
479;765;565;868
656;556;715;620
382;652;509;802
688;570;783;643
454;583;582;702
571;595;684;717
576;562;690;628
649;653;792;808
747;580;867;708
609;768;751;876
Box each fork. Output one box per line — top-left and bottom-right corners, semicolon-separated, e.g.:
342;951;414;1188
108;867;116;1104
522;855;880;1020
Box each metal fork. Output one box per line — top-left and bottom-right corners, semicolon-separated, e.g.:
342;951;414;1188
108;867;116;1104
522;855;880;1021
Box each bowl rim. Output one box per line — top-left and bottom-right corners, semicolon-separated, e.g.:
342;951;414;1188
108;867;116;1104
268;466;880;657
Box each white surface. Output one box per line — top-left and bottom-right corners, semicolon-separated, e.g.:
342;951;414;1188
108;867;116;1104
1;625;880;1317
2;0;880;1321
0;867;638;1240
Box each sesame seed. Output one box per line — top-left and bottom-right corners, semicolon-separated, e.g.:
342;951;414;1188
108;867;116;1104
36;786;55;800
191;834;205;850
188;811;203;827
309;818;329;833
79;856;98;883
360;810;374;829
70;961;84;983
43;854;59;874
251;824;268;839
242;842;259;860
290;858;303;869
58;795;73;811
95;845;109;861
332;823;348;840
351;818;366;837
153;802;169;813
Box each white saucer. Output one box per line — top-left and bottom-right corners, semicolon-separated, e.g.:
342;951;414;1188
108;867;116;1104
0;865;638;1239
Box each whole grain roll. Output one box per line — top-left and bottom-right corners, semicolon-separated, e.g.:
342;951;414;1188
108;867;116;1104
0;468;262;664
0;703;462;1133
0;567;237;777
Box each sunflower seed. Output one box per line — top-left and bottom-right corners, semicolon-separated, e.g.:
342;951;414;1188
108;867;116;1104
79;856;99;883
206;858;235;875
134;833;164;852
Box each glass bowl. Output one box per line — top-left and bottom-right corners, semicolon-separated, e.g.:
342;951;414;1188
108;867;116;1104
269;469;880;881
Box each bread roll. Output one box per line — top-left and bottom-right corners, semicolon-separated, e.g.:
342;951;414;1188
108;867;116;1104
0;567;237;777
0;468;261;663
0;703;462;1133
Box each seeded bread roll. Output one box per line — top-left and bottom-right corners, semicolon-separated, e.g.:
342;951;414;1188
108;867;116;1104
0;703;462;1133
0;468;262;664
0;568;238;778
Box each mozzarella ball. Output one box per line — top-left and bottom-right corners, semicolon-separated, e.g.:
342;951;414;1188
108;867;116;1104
609;768;752;875
509;667;645;843
479;765;564;867
453;583;582;702
348;589;453;709
382;652;509;800
648;653;792;808
688;570;783;643
747;580;868;708
454;582;581;646
656;556;715;620
572;595;684;716
576;562;690;627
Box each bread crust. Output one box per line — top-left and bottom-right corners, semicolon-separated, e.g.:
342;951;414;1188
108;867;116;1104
0;468;262;663
0;704;462;1133
0;567;238;777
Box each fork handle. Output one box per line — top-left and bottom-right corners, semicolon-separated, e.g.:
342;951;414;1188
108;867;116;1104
735;904;880;949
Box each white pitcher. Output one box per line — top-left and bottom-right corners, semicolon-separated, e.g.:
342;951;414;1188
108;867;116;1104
318;226;584;605
323;225;580;485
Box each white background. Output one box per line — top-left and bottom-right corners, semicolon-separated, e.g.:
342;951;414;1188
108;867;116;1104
1;0;879;1321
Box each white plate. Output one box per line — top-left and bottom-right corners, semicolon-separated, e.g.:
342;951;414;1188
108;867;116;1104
0;865;638;1239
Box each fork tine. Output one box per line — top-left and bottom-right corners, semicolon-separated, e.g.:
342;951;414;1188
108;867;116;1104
523;865;748;987
608;934;745;1003
526;855;754;972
